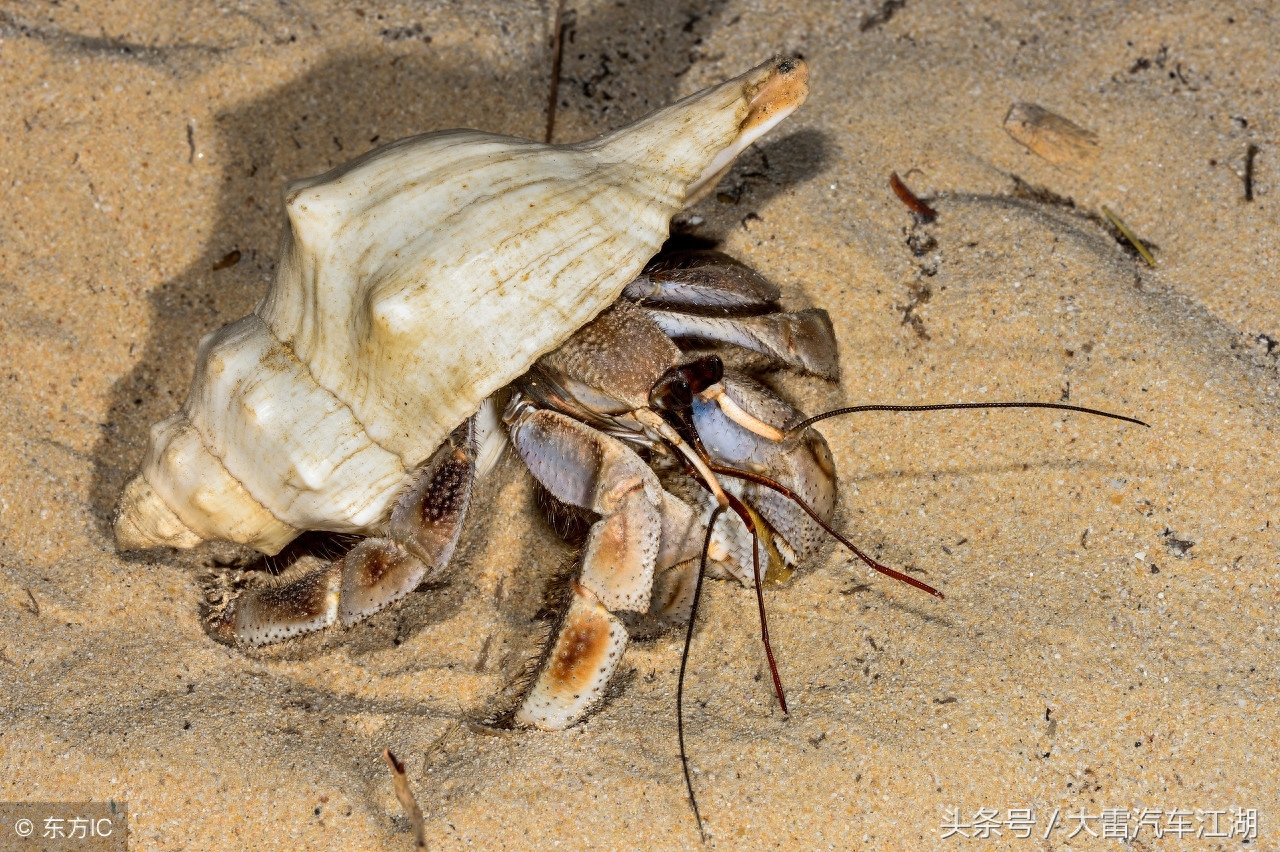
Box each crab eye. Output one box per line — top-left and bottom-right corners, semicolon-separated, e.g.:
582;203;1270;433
649;372;694;412
682;355;724;394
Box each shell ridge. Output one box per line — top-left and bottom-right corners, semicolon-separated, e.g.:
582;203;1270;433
134;413;299;553
350;174;676;458
364;158;601;305
284;131;530;230
186;315;409;532
333;159;683;459
259;329;413;493
275;134;557;373
175;411;294;531
270;144;604;433
578;69;758;188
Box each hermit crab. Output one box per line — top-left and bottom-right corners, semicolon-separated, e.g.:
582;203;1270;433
115;55;1144;749
115;57;829;728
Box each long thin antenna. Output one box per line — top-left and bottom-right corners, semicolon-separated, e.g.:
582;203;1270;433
789;401;1149;435
750;521;787;714
722;492;788;714
678;504;725;844
709;462;944;599
653;401;792;709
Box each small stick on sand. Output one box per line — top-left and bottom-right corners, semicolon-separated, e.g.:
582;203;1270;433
1101;205;1156;267
383;748;427;849
544;0;569;144
890;172;938;222
1244;144;1259;202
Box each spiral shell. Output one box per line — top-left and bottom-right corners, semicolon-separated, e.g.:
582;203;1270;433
115;57;810;554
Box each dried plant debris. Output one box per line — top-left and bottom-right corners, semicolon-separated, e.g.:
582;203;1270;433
898;278;932;340
1003;103;1100;170
1244;144;1260;202
1101;205;1157;267
890;172;938;222
211;249;241;270
383;748;427;849
1161;528;1195;558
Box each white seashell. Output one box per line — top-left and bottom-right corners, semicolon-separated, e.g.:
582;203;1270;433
115;57;810;555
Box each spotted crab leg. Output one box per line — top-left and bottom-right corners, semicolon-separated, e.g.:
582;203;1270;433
506;407;724;730
209;426;474;645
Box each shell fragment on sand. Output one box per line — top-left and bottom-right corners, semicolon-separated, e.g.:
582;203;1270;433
1003;102;1100;170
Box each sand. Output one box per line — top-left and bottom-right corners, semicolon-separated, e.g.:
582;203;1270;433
1;0;1276;849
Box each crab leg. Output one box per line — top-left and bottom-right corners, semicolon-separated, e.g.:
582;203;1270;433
508;408;710;729
623;250;781;309
210;430;474;645
644;308;839;380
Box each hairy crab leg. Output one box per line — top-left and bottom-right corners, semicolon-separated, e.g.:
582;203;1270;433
507;408;708;729
646;308;840;381
623;250;781;309
209;427;475;645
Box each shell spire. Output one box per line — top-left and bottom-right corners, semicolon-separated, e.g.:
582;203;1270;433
115;57;810;554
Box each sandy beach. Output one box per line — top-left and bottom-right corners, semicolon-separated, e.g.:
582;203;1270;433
1;0;1276;849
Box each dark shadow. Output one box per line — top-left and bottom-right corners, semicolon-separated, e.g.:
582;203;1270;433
713;127;833;207
552;0;736;136
678;127;835;244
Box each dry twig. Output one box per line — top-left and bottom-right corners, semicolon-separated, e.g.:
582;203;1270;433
1101;205;1156;267
889;172;937;222
383;748;427;849
544;0;569;144
1245;144;1259;202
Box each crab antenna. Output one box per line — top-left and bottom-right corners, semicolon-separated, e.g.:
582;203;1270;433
652;375;793;716
788;401;1149;436
708;462;944;599
722;492;788;714
700;382;786;442
679;504;726;844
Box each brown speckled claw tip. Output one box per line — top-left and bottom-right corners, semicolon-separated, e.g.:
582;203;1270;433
206;606;239;647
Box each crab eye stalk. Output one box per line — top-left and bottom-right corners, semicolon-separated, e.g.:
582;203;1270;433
681;355;724;395
650;356;725;413
649;372;694;413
